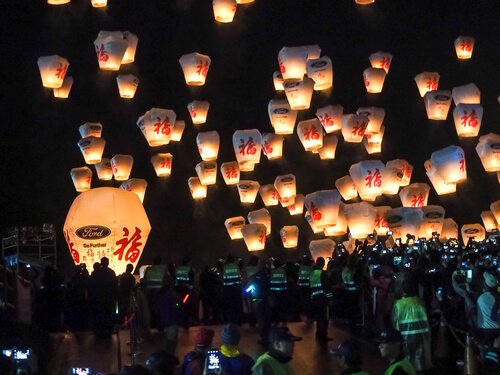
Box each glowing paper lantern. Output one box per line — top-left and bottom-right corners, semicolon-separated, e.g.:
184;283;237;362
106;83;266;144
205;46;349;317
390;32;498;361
212;0;237;23
273;71;284;91
381;167;402;195
188;177;207;199
335;175;358;201
454;36;475;59
491;200;500;225
430;145;467;184
236;0;254;4
344;202;377;239
309;239;335;261
341;114;368;143
197;131;220;161
461;224;485;243
220;161;240;185
274;174;296;201
179;52;211;86
280;226;299;248
53;76;73;98
237;180;260;204
37;55;69;88
288;194;304;216
71;167;92;192
399;183;430;208
424;90;452;120
284;77;315;110
476;133;500;172
248;208;271;235
195;161;218;185
78;136;106;164
137;108;176;147
120;178;147;204
356;0;375;4
306;56;333;91
171;121;185;142
419;206;445;239
268;100;297;135
452;83;480;105
95;159;113;181
349;160;385;201
386;159;413;186
357;106;385;134
116;74;139;99
304;190;342;229
262;133;284;160
94;32;128;71
369;51;392;73
91;0;107;7
480;211;498;232
188;100;210;125
316;104;343;133
414;72;440;97
48;0;70;4
324;204;348;237
111;154;133;181
79;122;102;138
241;224;267;251
151;153;173;177
363;126;385;154
225;217;245;240
374;206;391;236
121;31;138;64
453;104;482;137
441;218;458;241
304;211;322;234
278;47;308;81
424;160;457;195
384;207;423;239
297;119;323;151
318;135;338;160
363;67;386;93
259;185;280;207
233;129;262;169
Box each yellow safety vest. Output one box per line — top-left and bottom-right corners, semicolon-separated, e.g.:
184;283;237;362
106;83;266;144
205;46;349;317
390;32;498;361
223;263;241;286
175;266;192;289
270;268;287;292
383;357;416;375
393;296;430;336
310;269;324;298
298;265;312;287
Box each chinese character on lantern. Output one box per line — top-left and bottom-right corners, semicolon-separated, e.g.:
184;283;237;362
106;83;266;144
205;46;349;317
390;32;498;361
114;226;143;263
461;109;478;128
365;168;382;188
239;137;257;155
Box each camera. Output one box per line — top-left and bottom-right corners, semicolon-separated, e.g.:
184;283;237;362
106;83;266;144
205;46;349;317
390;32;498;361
393;256;402;266
70;369;92;375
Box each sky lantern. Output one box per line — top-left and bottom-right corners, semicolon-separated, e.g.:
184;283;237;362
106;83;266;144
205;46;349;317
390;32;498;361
151;153;173;177
306;56;333;90
424;159;457;195
335;175;358;201
453;104;482;137
197;131;220;161
309;239;335;261
78;136;106;164
179;52;211;86
414;72;440;97
120;178;148;204
284;77;315;110
386;159;413;186
220;161;240;185
297;119;323;151
212;0;237;23
452;83;480;105
381;167;402;195
79;122;102;138
91;0;107;7
461;224;486;243
274;174;296;202
480;211;498;232
399;183;430;208
304;190;342;229
278;46;308;81
288;194;304;215
384;207;423;239
111;154;133;181
268;99;297;135
344;202;377;239
349;160;385;201
188;177;207;199
188;100;210;125
304;210;323;234
71;167;92;192
318;135;338;160
324;204;348;237
116;74;139;99
137;108;175;147
280;226;299;248
341;114;368;143
237;180;260;204
441;218;458;241
53;76;73;98
476;133;500;172
419;205;445;239
225;216;245;240
95;158;113;181
356;0;375;4
241;224;267;251
248;208;271;235
48;0;70;4
259;184;280;206
37;55;69;88
357;106;385;134
316;104;343;133
363;67;386;93
195;161;218;185
273;71;284;91
374;206;391;236
233;129;262;169
121;31;138;63
369;51;392;73
262;133;284;160
454;36;475;59
424;90;452;120
170;120;185;142
94;31;128;71
363;126;385;154
236;0;254;4
430;145;467;184
491;200;500;225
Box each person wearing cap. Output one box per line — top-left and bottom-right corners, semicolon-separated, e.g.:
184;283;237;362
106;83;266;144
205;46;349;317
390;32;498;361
217;324;254;375
377;330;416;375
251;327;297;375
329;340;370;375
476;271;500;347
180;328;215;375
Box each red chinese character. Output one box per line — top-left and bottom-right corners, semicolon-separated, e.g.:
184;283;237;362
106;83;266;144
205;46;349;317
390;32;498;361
279;62;286;74
189;106;197;119
303;125;320;140
259;232;265;244
153;117;171;135
96;44;109;62
351;121;367;137
114;227;143;263
238;137;257;155
64;230;79;263
364;78;370;87
410;194;425;207
55;63;68;79
379;57;390;71
460;40;472;52
283;237;287;243
271;190;280;202
460;109;478;128
196;60;209;77
264;142;273;155
364;168;382;188
319;113;334;127
401;165;412;179
225;168;238;179
426;77;438;91
375;217;388;229
310;202;322;221
112;163;118;174
161;159;171;170
459;156;466;172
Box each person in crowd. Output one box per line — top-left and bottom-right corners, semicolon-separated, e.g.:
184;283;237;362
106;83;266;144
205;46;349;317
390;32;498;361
218;323;254;375
370;263;395;334
342;254;363;333
67;263;89;331
175;256;195;329
269;258;288;326
223;255;243;324
310;257;331;345
476;271;500;347
247;256;271;346
36;264;65;331
330;339;371;375
377;329;416;375
135;278;152;342
118;263;136;324
155;276;183;353
146;351;180;375
252;327;297;375
119;364;153;374
243;256;259;326
180;328;215;375
199;265;222;325
145;256;167;329
297;255;313;323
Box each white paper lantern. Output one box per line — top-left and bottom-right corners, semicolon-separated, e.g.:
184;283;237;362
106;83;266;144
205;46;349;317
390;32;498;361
399;183;431;208
356;0;375;4
316;104;343;133
79;122;102;138
419;206;445;239
414;72;440;97
195;161;218;185
441;218;458;241
386;159;413;187
53;76;73;98
279;196;296;209
280;226;299;248
248;208;271;235
381;167;402;195
273;71;284;91
188;100;210;125
220;161;240;185
476;133;500;172
297;119;323;151
259;184;280;207
37;55;69;88
430;145;467;184
48;0;70;4
363;67;386;93
188;177;207;199
323;204;348;237
284;77;315;110
480;211;498;232
179;52;211;86
341;114;369;143
151;153;173;177
225;216;245;240
357;106;385;134
213;0;237;23
309;239;335;260
237;180;260;204
137;108;176;147
278;46;308;81
369;51;392;73
424;90;452;120
452;83;481;105
335;175;358;201
304;210;323;234
306;56;333;91
454;36;475;59
262;133;284;160
120;178;147;204
116;74;139;99
344;202;377;239
304;190;342;229
171;120;185;142
274;174;296;201
95;158;113;181
491;200;500;226
236;0;254;4
111;154;134;181
384;207;423;239
363;126;385;154
197;131;220;161
318;135;338;160
78;136;106;165
121;31;138;64
71;167;92;192
91;0;107;7
374;206;392;236
288;194;304;216
349;160;385;201
424;160;457;195
268;99;297;135
233;129;262;167
241;224;267;251
453;104;482;137
461;224;485;243
94;32;128;71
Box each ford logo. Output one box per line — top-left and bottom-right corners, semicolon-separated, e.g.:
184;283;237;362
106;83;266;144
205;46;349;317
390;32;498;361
239;184;249;190
231;220;244;226
280;177;294;182
204;164;216;169
434;94;450;101
358;111;371;116
76;225;111;240
386;215;402;224
464;228;479;234
425;212;443;219
490;143;500;150
311;61;327;68
284;82;300;89
273;108;289;114
79;140;91;147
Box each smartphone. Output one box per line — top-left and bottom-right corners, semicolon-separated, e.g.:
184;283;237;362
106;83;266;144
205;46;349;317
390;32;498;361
205;350;221;374
466;269;473;282
2;349;12;358
71;369;91;375
437;287;443;295
395;238;401;245
387;231;393;236
393;256;402;265
13;349;30;361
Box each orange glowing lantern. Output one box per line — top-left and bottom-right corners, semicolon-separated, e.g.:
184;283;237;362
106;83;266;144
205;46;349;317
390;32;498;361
424;160;457;195
111;154;133;181
284;77;315;110
452;83;480;105
356;0;375;4
237;180;260;204
386;159;413;186
480;211;498;232
171;120;185;142
453;104;482;137
274;174;296;201
491;200;500;225
414;72;440;97
335;175;358;201
280;226;299;248
248;208;271;235
91;0;107;7
220;161;240;185
399;183;430;208
461;224;485;243
262;133;284;160
95;158;113;181
53;76;73;98
233;129;262;169
268;99;297;135
476;133;500;172
213;0;237;23
349;160;385;201
151;153;173;177
385;207;423;239
241;224;267;251
318;135;338;160
374;206;391;236
94;31;128;71
344;202;377;239
306;56;333;90
454;36;475;59
369;51;392;73
297;119;323;151
381;167;402;195
278;46;308;81
137;108;176;147
424;90;452;120
78;136;106;165
363;126;385;154
304;190;342;229
419;206;445;239
357;106;385;133
305;211;323;234
309;239;335;261
71;167;92;192
316;104;343;134
188;177;207;199
121;31;138;64
273;71;284;91
79;122;102;138
116;74;139;99
430;145;467;184
324;204;348;237
179;52;211;86
342;114;369;143
225;216;245;240
188;100;210;125
120;178;147;204
37;55;69;88
363;67;386;93
48;0;70;4
288;194;304;216
197;131;220;161
195;161;218;185
441;218;458;241
259;184;280;207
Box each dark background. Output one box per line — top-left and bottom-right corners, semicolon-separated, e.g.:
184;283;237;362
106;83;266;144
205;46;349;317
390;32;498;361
1;0;499;272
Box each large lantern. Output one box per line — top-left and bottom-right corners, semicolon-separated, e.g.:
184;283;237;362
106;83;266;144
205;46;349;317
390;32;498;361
259;185;280;207
151;153;173;177
278;46;308;81
363;67;386;93
453;104;482;137
461;224;486;243
273;71;284;91
454;36;475;59
374;206;391;236
268;99;297;135
95;159;113;181
419;206;445;239
171;120;186;142
357;106;385;134
225;217;245;240
381;167;402;195
452;83;480;105
37;55;69;88
79;122;102;138
212;0;237;23
306;56;333;91
363;126;385;154
53;76;73;98
309;239;335;261
316;104;343;133
71;167;92;192
241;224;267;251
424;90;452;120
116;74;139;99
94;32;128;71
349;160;385;201
197;131;220;161
120;178;148;204
305;211;323;234
111;154;134;181
280;226;299;248
137;108;176;147
480;211;498;232
121;31;138;64
318;135;338;160
195;161;218;185
274;174;296;201
369;51;392;73
399;183;430;208
284;78;315;110
179;52;211;86
262;133;284;160
78;136;106;164
188;100;210;125
188;177;207;199
335;175;358;201
476;133;500;172
384;207;423;239
491;200;500;225
233;129;262;169
297;119;323;151
424;160;457;195
430;145;467;184
386;159;413;186
288;194;304;216
414;72;439;97
341;114;368;143
441;218;458;241
63;188;151;274
324;204;348;237
344;202;377;239
237;180;260;204
304;190;342;229
220;161;240;185
248;208;271;235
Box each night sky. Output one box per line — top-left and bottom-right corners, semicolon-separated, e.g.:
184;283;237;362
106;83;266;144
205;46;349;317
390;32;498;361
1;0;499;270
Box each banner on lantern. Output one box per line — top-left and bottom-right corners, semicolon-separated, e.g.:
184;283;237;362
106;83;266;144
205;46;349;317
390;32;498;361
424;90;452;120
94;32;128;71
461;224;486;243
197;131;220;161
241;224;267;251
374;206;392;236
237;180;260;204
476;133;500;172
430;145;467;184
37;55;69;88
384;207;423;239
151;153;173;177
304;190;342;229
220;161;240;185
297;119;323;151
71;167;92;192
419;206;445;239
80;122;103;138
233;129;262;167
454;36;475;59
306;56;333;91
225;216;245;240
414;72;440;97
309;239;335;261
280;226;299;248
316;104;343;133
259;184;280;207
349;160;385;201
195;161;218;185
399;183;430;208
284;77;315;110
341;114;368;143
248;208;271;235
344;202;377;239
179;52;211;86
369;51;392;73
262;133;284;160
120;178;148;204
453;104;482;137
78;136;106;165
268;99;297;135
288;194;304;216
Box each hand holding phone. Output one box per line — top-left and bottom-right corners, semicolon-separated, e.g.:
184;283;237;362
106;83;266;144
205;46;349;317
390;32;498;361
205;350;222;374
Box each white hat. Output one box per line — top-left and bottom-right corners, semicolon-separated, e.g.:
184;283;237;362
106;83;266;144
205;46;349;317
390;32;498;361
483;272;499;289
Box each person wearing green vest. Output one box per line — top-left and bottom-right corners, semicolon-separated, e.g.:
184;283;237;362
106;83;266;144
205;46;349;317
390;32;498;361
175;256;195;329
297;255;313;323
244;255;260;326
309;257;331;345
223;255;243;324
252;326;299;375
329;340;371;375
377;329;416;375
270;258;288;325
145;256;167;290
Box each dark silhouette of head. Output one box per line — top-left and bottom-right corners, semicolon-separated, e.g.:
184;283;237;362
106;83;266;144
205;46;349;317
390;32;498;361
101;257;109;268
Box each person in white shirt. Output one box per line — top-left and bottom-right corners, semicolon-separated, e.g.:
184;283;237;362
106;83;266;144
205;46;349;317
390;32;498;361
476;272;500;347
